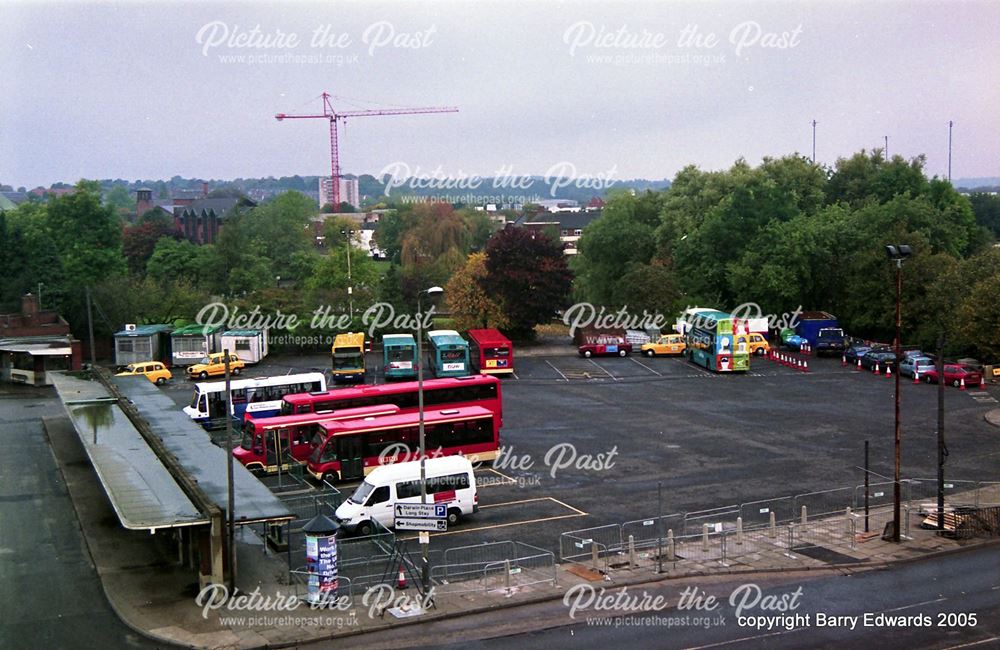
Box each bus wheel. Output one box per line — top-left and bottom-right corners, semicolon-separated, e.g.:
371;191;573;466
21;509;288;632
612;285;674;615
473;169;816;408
645;350;655;358
357;520;373;537
155;377;166;386
199;371;208;380
583;350;592;358
447;508;461;526
618;349;627;357
232;367;241;376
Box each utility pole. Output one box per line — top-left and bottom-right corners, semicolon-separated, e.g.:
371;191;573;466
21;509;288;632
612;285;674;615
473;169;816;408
811;119;817;163
224;352;236;591
884;135;888;160
948;121;954;182
85;287;96;366
937;335;947;531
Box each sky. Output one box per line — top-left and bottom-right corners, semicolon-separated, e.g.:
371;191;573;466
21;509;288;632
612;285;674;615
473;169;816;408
2;0;998;189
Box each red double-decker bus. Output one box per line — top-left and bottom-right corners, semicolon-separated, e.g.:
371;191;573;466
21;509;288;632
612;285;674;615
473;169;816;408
280;374;503;430
306;406;498;482
467;328;514;376
234;404;400;472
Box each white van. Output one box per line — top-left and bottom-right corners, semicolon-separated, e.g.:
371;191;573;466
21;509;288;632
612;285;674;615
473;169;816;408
335;456;478;536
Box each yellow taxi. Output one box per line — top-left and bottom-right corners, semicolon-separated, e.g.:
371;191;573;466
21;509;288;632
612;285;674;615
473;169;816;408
641;333;687;357
115;361;172;386
738;332;771;356
186;352;246;380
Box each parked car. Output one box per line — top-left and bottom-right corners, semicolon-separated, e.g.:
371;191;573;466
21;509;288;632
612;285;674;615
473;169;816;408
578;342;632;358
922;364;983;387
899;356;935;378
737;332;771;356
861;349;897;371
186;352;246;380
844;344;872;363
641;334;686;357
115;361;172;386
783;334;808;351
901;349;926;361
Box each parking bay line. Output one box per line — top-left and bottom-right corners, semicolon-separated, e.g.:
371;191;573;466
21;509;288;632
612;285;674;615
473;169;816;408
544;360;569;381
399;496;588;539
629;356;662;376
587;358;618;381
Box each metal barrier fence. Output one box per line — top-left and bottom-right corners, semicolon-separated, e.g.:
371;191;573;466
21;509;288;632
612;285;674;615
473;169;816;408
908;478;981;509
793;487;855;519
558;523;623;569
683;504;739;535
432;542;557;595
739;496;793;526
621;513;685;552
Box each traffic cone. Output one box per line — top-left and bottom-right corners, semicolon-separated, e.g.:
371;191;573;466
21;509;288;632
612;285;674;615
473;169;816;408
874;362;880;375
841;354;847;367
913;370;920;385
885;365;892;378
803;360;809;373
855;359;862;371
397;563;408;590
980;374;986;389
960;377;966;391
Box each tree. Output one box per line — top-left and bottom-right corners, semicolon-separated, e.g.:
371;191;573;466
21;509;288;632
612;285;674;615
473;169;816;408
147;238;223;290
481;226;571;336
969;192;1000;240
47;181;126;289
123;220;181;275
446;252;508;331
104;185;136;216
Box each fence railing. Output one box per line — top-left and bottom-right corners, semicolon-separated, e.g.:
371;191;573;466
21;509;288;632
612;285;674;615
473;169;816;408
432;542;557;594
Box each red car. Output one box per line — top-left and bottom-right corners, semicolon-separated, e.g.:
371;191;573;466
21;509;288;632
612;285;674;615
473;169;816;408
922;364;982;387
578;342;632;358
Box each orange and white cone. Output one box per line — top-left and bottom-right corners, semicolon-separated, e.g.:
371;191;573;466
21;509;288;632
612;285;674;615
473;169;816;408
885;365;892;378
980;374;986;389
913;370;920;385
841;354;847;367
960;377;966;391
397;564;408;590
855;359;862;371
874;362;880;375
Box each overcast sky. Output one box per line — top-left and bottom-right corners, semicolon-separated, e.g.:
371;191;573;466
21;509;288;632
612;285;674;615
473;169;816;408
2;1;997;189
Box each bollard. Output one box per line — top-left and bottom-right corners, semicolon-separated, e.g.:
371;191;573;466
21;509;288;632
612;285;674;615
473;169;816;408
736;516;744;545
591;541;600;572
702;523;710;552
628;534;637;567
505;558;511;594
800;505;808;524
769;511;777;538
846;507;853;534
667;529;676;561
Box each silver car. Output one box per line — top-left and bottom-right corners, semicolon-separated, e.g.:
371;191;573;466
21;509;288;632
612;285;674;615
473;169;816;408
899;355;935;378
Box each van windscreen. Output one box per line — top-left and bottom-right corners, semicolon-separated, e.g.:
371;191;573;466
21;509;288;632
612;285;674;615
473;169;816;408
350;481;375;505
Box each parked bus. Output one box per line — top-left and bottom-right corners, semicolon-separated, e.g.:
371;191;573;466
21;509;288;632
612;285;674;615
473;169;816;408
234;404;400;473
426;329;470;378
183;372;327;429
382;333;417;381
307;406;498;482
467;328;514;376
281;374;503;431
331;332;366;383
683;310;749;373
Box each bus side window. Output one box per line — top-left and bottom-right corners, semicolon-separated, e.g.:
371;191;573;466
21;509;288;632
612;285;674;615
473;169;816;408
396;480;420;499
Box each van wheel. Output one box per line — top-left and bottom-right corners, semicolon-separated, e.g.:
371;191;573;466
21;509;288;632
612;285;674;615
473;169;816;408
618;349;627;357
583;350;592;358
755;348;765;356
447;508;461;526
356;520;373;537
645;350;655;358
155;377;166;386
232;367;241;376
199;371;208;380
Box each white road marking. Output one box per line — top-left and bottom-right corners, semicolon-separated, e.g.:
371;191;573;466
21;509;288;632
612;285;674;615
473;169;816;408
544;360;569;381
588;358;617;381
629;356;662;376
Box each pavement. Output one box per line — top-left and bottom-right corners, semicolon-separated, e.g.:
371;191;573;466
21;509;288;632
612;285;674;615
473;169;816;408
43;412;1000;649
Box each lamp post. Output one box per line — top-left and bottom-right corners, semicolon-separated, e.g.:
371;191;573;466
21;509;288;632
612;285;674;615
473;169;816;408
416;285;443;589
885;244;912;542
341;229;356;321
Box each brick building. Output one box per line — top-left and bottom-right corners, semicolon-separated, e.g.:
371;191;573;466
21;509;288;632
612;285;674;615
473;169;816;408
0;294;82;385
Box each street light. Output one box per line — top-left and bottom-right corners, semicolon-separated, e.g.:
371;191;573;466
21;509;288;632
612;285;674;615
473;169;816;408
416;286;443;590
885;244;912;542
341;229;356;321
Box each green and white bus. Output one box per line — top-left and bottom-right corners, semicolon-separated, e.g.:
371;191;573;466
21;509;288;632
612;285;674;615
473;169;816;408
382;333;417;380
426;329;470;378
683;309;749;373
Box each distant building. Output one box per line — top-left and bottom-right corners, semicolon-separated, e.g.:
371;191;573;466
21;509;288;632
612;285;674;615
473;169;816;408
0;294;82;385
536;199;581;213
0;191;28;207
318;177;360;210
518;210;603;255
173;197;255;245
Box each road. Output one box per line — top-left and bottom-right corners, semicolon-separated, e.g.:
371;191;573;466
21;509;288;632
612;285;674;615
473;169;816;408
430;545;1000;649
